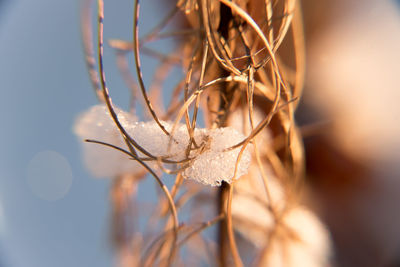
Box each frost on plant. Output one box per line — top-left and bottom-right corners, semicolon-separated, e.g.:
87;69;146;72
74;104;251;186
74;104;139;177
182;127;252;186
75;0;333;266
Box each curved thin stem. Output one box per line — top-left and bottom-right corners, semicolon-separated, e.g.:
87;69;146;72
226;184;243;267
133;0;171;137
81;0;103;101
218;0;288;92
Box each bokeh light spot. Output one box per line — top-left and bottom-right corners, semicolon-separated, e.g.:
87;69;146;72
26;150;73;201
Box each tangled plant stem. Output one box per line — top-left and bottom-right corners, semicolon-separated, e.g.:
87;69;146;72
75;0;333;266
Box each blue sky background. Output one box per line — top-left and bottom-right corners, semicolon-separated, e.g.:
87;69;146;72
0;0;168;266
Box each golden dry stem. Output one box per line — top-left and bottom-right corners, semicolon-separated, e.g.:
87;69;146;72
77;0;327;266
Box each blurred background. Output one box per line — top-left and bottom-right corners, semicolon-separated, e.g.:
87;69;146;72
0;0;400;266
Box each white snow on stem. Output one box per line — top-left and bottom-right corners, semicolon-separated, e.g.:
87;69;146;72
74;104;251;186
182;127;252;186
74;104;140;178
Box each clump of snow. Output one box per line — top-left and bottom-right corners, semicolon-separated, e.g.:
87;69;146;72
124;120;192;162
183;127;252;186
74;104;251;185
74;104;141;177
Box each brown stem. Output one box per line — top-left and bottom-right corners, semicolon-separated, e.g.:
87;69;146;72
218;182;229;267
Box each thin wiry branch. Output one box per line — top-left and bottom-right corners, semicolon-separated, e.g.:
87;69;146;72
79;0;309;265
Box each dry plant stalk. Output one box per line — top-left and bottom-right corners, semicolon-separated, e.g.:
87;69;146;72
76;0;331;266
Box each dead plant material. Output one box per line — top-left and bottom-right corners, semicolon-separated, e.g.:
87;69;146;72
76;0;332;266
